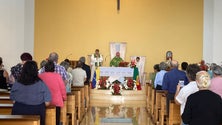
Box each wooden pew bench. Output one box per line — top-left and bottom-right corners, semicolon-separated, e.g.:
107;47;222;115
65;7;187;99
84;85;89;110
0;104;13;115
0;93;68;125
60;100;67;125
159;93;168;125
146;83;152;111
168;100;181;125
0;103;56;125
71;90;81;125
46;106;56;125
0;115;40;125
71;86;85;110
0;96;13;104
0;91;10;96
67;93;75;125
154;90;166;123
150;87;155;118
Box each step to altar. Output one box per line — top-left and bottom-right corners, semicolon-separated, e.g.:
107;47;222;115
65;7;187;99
90;86;146;106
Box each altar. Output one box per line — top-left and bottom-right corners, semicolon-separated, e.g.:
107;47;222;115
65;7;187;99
90;67;146;106
99;67;133;77
99;67;134;83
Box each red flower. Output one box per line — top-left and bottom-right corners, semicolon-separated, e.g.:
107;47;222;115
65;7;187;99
99;77;107;89
127;78;134;88
113;83;121;95
130;60;136;68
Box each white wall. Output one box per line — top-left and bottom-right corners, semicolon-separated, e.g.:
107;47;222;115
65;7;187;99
203;0;214;64
212;0;222;65
0;0;34;73
204;0;222;65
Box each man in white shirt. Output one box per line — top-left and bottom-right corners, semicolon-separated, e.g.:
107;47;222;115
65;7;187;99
90;49;103;81
91;49;103;67
71;61;86;87
174;64;201;125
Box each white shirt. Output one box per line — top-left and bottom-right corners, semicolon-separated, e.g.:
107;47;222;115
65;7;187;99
90;54;103;67
175;81;199;115
71;68;86;86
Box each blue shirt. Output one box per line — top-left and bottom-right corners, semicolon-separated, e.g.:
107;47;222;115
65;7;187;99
162;68;188;93
154;70;167;88
10;80;51;105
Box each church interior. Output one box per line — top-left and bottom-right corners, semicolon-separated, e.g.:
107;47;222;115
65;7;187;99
1;0;222;125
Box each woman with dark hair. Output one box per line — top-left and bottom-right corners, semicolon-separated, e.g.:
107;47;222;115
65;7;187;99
10;52;33;82
39;60;67;125
10;61;51;125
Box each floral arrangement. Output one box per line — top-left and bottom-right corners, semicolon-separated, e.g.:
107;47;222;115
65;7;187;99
96;77;138;95
123;78;137;90
110;82;122;95
129;60;136;68
96;77;110;89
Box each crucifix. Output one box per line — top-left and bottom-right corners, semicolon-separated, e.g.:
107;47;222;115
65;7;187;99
117;0;120;12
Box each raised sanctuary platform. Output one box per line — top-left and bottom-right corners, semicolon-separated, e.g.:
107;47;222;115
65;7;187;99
90;86;146;107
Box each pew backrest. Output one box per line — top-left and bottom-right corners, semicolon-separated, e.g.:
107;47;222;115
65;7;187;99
168;100;181;125
0;103;56;125
67;93;75;125
0;115;40;125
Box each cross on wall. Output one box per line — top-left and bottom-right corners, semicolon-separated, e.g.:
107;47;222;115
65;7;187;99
117;0;120;12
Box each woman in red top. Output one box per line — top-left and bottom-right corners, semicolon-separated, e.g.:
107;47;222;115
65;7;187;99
39;60;67;125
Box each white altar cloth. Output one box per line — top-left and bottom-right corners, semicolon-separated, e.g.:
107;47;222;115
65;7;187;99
99;67;134;77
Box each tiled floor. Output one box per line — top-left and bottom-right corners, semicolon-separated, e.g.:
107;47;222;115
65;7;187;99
80;105;154;125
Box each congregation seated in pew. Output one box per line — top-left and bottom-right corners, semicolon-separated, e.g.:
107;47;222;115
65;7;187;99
10;61;51;125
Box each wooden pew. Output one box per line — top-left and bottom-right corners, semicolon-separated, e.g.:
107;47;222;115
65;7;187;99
45;106;56;125
0;92;12;104
146;83;152;111
71;86;85;110
0;91;10;96
72;90;81;124
0;104;13;115
60;100;67;125
168;100;181;125
67;93;75;125
0;104;56;125
0;96;13;104
84;85;89;109
159;93;168;125
0;92;66;125
154;90;166;123
150;87;155;118
0;115;40;125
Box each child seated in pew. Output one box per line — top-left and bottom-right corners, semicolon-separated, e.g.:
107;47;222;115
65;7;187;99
39;60;67;125
10;61;51;125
